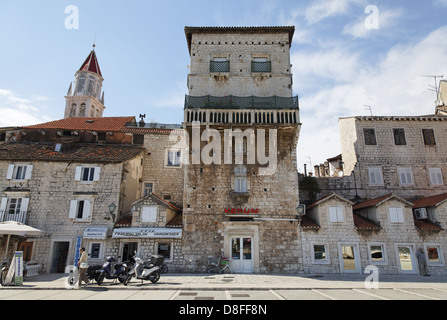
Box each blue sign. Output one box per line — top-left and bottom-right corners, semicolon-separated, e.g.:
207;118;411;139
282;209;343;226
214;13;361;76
74;236;82;267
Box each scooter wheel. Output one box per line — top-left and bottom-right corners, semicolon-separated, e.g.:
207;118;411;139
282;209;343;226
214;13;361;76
97;274;105;285
123;275;132;286
150;270;161;284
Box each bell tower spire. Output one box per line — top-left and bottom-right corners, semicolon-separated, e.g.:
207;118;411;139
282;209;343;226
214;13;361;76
64;44;106;119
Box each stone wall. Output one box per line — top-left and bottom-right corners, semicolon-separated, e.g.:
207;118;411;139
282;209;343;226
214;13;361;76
188;32;293;97
0;154;143;272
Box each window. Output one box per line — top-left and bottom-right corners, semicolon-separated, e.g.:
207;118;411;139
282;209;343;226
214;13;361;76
329;206;344;223
368;167;384;186
166;150;181;167
234;165;247;193
0;197;29;222
6;164;33;181
69;199;92;221
158;242;172;261
369;244;386;264
429;167;444;185
76;76;86;94
143;182;153;197
70;104;77;117
398;167;413;185
7;198;22;215
210;57;230;72
141;205;157;223
425;245;443;265
75;166;101;182
393;128;406;145
389;207;404;223
251;57;271;72
422;129;436;146
312;244;329;264
363;128;377;145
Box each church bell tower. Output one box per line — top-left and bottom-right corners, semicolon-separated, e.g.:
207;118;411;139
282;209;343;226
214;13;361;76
64;45;106;118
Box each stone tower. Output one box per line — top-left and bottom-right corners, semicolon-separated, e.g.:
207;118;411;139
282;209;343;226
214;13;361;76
64;45;106;119
182;26;302;273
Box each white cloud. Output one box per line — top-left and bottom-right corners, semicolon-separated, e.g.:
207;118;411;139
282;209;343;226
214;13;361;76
0;89;53;127
296;26;447;173
305;0;364;24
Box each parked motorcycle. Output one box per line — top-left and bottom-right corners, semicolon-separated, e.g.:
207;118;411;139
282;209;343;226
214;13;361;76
124;253;164;285
97;256;130;285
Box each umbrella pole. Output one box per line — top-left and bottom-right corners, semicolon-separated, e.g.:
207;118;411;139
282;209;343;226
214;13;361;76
4;234;10;261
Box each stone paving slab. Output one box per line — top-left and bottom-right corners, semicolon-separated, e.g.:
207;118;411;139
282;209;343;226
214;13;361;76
2;273;447;291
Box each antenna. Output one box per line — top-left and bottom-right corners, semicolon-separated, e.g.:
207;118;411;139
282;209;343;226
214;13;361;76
364;105;373;116
421;75;443;97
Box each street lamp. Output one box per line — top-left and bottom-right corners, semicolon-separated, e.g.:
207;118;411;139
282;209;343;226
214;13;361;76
108;203;117;222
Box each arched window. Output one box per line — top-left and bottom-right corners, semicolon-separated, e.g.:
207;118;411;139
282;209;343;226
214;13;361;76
76;76;86;94
70;103;77;117
79;103;86;116
234;165;247;193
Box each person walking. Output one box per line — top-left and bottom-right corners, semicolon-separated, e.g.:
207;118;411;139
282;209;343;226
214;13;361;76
416;247;429;276
77;247;90;287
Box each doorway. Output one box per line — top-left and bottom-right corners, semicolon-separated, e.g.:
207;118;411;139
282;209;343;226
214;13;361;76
121;242;138;262
339;244;361;273
230;237;253;273
51;242;69;273
397;245;416;274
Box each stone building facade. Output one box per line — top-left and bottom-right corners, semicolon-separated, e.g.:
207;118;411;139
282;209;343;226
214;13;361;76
302;192;446;275
0;138;143;273
182;26;301;273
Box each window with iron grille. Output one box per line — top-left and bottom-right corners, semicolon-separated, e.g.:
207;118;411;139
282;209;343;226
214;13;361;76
363;128;377;145
393;128;406;145
251;58;271;72
210;58;230;72
422;128;436;145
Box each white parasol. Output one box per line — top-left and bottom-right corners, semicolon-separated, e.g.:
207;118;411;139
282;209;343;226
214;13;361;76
0;221;45;260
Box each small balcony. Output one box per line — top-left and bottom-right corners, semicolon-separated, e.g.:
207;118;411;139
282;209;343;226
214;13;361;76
184;95;300;125
0;209;28;224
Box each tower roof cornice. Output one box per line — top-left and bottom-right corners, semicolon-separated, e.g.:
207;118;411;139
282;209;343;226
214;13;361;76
184;26;295;54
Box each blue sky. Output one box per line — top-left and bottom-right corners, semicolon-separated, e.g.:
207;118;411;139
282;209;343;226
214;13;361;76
1;0;447;173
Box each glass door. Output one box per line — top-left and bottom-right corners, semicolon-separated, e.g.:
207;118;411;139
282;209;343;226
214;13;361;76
230;237;253;273
397;246;416;274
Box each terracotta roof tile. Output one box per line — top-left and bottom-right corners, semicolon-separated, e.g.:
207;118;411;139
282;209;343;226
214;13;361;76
166;212;183;228
300;215;320;230
0;142;143;163
25;117;135;132
353;194;413;210
410;193;447;208
353;214;381;230
414;220;442;231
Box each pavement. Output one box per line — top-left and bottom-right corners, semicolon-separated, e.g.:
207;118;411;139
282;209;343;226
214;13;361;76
3;272;447;291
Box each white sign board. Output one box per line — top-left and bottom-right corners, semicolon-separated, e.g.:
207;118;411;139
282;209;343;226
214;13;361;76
83;227;108;239
112;227;182;239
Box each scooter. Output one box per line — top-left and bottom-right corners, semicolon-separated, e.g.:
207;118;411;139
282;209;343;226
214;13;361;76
125;253;164;285
97;256;129;285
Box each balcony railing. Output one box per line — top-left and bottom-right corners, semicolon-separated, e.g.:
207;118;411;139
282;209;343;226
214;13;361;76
251;61;271;73
0;209;28;224
184;95;299;110
210;60;230;73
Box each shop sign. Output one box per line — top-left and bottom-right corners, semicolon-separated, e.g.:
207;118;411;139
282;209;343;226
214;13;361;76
112;227;182;239
224;208;259;214
14;251;23;286
83;227;108;239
